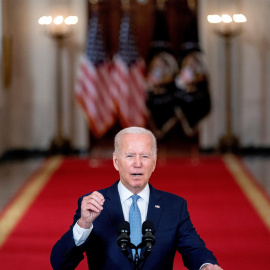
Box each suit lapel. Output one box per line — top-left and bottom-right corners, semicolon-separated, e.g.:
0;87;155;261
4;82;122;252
104;181;125;234
104;181;134;265
146;184;164;232
139;184;164;267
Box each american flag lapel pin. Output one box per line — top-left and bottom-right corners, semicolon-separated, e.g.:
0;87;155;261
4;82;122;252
155;205;160;208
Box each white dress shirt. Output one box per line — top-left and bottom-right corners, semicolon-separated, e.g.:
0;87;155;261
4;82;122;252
118;180;149;223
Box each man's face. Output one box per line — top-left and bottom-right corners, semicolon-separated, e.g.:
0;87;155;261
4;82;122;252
113;133;157;194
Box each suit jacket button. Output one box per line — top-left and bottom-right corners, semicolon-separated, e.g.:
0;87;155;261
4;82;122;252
63;249;69;257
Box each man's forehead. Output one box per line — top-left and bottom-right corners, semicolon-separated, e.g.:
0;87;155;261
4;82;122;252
118;133;154;150
122;133;150;138
121;135;152;146
121;133;152;142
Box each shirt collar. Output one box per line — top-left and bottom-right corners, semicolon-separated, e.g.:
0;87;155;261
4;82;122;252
118;181;150;204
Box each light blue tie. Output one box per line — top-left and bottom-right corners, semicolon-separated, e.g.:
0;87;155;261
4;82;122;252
129;195;142;257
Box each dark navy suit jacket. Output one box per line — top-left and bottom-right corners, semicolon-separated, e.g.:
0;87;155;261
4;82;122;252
51;181;218;270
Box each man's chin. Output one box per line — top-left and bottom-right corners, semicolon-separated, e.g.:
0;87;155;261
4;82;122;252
130;178;144;185
130;180;147;190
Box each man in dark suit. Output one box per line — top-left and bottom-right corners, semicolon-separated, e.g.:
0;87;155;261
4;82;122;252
51;127;222;270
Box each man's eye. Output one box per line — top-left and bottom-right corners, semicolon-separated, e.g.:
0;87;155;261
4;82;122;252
142;155;149;158
126;155;134;158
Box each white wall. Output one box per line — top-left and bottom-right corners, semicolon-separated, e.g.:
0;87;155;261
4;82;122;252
0;0;88;155
199;0;270;148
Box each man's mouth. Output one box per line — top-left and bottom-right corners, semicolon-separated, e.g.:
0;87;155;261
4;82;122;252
131;173;143;177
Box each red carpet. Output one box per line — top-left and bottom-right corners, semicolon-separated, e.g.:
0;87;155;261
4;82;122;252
0;155;270;269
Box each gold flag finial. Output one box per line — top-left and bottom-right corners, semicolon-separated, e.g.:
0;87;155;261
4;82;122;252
156;0;167;10
89;0;99;5
121;0;131;11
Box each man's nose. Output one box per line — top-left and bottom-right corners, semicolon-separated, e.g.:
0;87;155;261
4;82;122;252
134;155;142;167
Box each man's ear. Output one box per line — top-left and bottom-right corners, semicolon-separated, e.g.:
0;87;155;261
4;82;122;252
152;155;157;172
113;152;119;171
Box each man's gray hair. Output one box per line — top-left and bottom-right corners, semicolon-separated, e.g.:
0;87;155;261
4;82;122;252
114;127;157;156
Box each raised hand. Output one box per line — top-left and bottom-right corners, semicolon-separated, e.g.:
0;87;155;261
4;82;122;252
77;191;105;229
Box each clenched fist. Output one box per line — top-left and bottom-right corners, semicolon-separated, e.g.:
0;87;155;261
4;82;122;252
78;191;105;229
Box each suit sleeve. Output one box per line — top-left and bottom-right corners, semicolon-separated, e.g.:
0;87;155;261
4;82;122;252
50;196;90;270
177;199;218;270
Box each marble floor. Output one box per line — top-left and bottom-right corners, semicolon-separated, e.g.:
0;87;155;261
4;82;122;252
0;158;43;210
0;154;270;212
242;155;270;196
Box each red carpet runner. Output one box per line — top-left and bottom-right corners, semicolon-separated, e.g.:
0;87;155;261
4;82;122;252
0;155;270;269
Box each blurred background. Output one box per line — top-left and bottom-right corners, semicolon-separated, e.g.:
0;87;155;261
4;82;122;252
1;1;270;269
0;0;270;225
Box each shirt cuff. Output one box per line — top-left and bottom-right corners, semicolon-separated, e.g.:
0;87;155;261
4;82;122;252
73;221;93;246
200;263;213;270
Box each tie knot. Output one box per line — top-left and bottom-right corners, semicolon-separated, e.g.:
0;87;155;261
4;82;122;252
131;194;140;204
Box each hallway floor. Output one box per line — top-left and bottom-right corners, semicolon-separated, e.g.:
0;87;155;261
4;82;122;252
0;152;270;212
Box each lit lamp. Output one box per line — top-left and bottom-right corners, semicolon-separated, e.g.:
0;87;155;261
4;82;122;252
38;15;78;155
207;13;247;153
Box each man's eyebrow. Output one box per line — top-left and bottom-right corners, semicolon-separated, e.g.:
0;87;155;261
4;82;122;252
124;152;135;155
124;152;151;155
132;152;152;155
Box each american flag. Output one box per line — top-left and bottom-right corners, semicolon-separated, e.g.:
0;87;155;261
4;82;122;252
75;11;116;138
111;11;148;128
